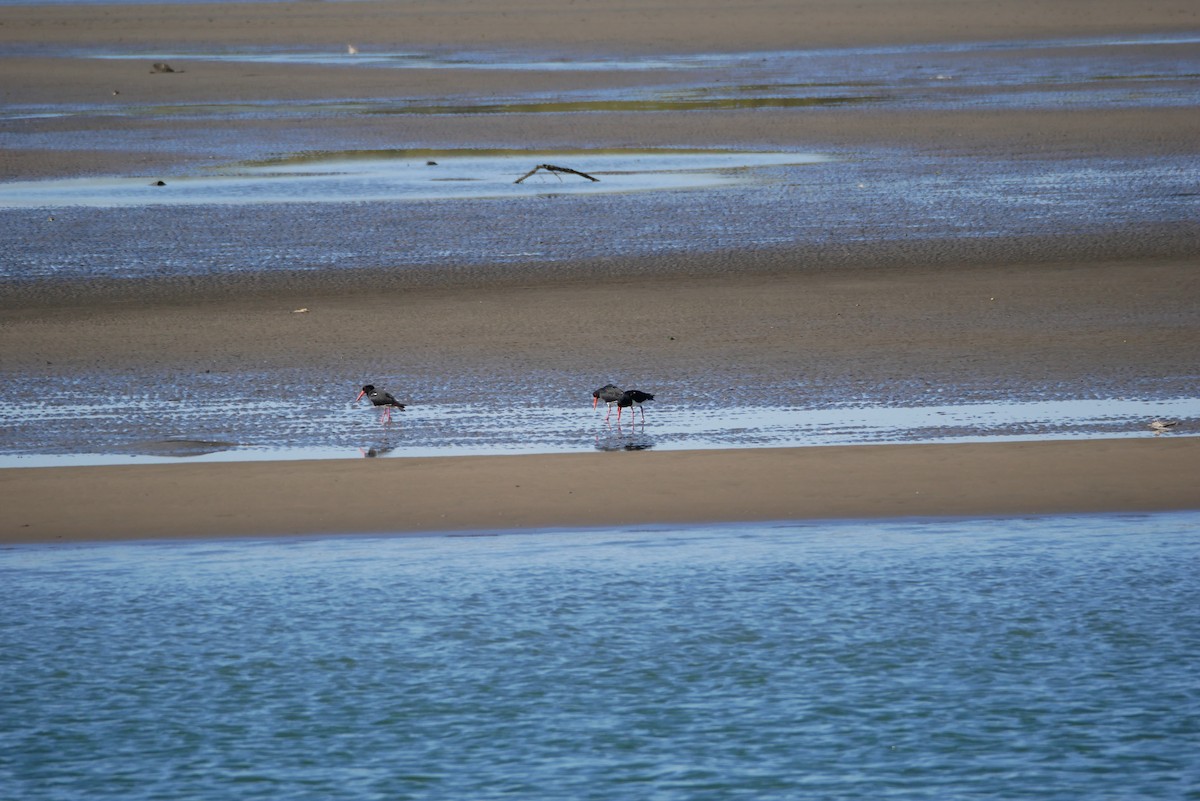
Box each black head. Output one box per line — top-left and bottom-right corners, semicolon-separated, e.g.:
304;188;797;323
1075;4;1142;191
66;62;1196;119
361;384;376;393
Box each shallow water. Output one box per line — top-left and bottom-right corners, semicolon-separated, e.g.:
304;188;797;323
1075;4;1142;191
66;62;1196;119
0;373;1195;467
0;150;828;209
3;151;1198;282
3;513;1199;800
3;35;1198;465
2;34;1198;280
78;33;1200;107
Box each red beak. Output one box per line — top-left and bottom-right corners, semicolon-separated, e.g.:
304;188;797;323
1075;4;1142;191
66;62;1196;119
592;396;599;409
354;390;366;403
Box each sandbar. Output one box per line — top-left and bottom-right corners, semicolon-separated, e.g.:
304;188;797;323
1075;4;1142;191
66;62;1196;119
2;0;1197;543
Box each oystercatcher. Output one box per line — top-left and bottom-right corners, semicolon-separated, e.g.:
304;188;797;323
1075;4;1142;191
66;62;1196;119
616;389;654;423
355;384;406;423
592;384;624;421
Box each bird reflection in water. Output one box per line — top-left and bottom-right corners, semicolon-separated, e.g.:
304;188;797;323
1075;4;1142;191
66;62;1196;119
359;444;398;458
595;425;656;452
358;427;398;458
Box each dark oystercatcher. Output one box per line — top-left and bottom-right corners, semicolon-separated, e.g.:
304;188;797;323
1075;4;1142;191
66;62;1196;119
355;384;406;423
616;389;654;423
592;384;624;421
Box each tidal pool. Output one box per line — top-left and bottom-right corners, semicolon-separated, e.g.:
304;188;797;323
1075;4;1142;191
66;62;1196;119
0;149;829;209
8;34;1187;126
79;33;1200;112
2;392;1195;468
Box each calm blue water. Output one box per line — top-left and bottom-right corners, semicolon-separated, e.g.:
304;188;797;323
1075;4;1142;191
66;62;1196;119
3;514;1199;800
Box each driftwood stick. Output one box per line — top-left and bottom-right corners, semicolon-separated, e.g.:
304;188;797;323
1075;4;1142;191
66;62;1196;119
514;163;599;184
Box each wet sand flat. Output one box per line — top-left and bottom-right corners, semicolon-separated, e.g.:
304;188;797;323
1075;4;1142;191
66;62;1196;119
4;439;1199;544
2;0;1198;541
3;252;1197;542
3;0;1199;182
3;0;1191;52
4;258;1198;400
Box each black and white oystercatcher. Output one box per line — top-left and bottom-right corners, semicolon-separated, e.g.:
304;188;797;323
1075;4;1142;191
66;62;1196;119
616;389;654;423
355;384;406;423
592;384;624;421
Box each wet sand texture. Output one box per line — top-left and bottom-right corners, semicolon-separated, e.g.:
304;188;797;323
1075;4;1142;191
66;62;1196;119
1;0;1193;52
2;439;1198;544
2;0;1199;541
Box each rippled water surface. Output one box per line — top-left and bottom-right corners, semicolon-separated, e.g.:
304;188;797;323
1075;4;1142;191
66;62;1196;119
2;33;1197;466
4;34;1199;280
3;514;1199;800
1;370;1196;467
0;150;828;208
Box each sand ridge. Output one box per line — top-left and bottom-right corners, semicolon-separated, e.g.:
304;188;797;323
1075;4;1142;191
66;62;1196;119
4;439;1199;544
